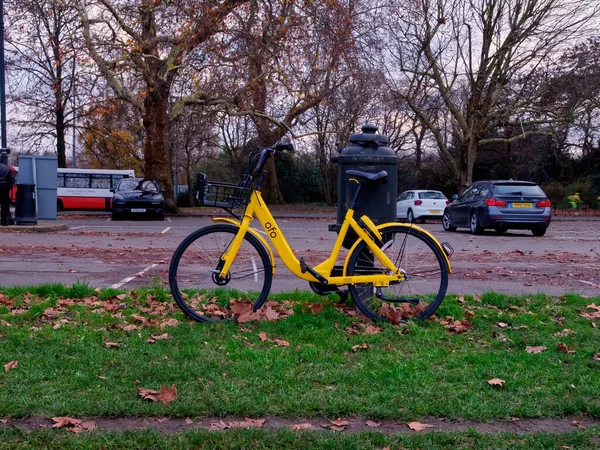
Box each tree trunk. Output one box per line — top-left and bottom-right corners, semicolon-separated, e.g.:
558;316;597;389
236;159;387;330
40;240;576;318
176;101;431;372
459;136;477;191
56;107;66;168
143;83;175;212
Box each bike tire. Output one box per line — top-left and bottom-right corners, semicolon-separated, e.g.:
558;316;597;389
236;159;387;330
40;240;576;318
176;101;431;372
169;224;272;322
346;225;449;322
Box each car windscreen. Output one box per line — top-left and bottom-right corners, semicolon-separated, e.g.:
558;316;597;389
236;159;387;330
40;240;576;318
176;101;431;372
117;180;141;191
493;184;544;196
418;192;446;200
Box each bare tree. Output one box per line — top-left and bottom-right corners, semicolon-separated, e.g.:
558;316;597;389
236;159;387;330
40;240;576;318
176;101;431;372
175;0;354;203
76;0;248;211
383;0;600;190
5;0;88;167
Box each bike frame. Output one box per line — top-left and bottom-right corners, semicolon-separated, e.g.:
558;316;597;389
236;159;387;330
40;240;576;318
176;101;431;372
214;188;422;287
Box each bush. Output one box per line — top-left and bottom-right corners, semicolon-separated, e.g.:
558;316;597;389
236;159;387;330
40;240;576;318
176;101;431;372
541;181;566;209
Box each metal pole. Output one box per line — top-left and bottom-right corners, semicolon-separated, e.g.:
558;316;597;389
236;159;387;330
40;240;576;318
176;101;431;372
0;0;9;165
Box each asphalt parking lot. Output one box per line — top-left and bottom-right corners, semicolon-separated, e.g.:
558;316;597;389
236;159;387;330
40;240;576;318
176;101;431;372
0;214;598;297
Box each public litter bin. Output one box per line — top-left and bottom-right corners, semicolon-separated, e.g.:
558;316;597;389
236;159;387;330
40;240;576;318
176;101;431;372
330;123;398;248
15;184;37;225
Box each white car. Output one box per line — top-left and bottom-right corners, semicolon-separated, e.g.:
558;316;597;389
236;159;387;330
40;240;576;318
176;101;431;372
396;190;449;223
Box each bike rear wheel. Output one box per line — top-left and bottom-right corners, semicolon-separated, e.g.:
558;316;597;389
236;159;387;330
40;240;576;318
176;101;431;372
169;224;272;322
346;225;449;322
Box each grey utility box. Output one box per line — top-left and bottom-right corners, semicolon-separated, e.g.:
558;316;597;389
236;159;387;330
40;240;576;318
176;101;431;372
17;155;58;220
330;123;399;248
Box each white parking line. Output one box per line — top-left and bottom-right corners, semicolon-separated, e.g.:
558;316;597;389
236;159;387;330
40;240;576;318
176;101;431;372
167;217;172;222
110;263;159;289
161;227;171;234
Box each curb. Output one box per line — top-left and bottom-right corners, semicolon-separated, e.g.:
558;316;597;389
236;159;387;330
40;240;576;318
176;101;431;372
0;221;68;232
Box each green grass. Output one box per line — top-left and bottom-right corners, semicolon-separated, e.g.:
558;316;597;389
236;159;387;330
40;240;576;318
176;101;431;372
1;428;600;450
0;285;599;421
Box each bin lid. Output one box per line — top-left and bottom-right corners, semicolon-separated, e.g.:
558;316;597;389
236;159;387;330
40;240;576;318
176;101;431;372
338;123;397;163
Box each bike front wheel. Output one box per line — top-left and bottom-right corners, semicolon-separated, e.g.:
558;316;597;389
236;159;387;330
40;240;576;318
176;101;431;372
169;224;272;322
346;225;449;322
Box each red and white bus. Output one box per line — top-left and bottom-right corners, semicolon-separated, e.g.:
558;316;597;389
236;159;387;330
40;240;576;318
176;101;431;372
57;168;135;211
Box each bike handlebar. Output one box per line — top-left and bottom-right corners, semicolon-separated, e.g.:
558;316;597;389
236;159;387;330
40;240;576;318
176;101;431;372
252;141;294;176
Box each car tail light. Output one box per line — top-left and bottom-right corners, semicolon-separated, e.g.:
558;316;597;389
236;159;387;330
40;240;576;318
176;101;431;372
537;199;551;208
485;198;506;207
446;200;450;205
414;200;423;206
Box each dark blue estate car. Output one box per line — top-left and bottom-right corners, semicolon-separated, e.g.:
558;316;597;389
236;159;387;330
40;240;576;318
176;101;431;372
110;178;165;221
442;180;551;236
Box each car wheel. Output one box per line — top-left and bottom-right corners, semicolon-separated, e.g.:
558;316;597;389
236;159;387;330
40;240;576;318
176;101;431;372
112;211;121;221
57;199;64;212
442;211;456;231
495;225;508;234
407;209;415;223
532;226;547;237
470;212;483;235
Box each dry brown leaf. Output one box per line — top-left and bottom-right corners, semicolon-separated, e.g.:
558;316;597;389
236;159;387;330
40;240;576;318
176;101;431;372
4;360;18;372
156;385;177;406
407;421;434;431
273;339;290;347
51;417;82;428
363;325;381;335
103;342;120;348
365;420;381;428
150;333;172;341
557;343;575;353
290;423;315;430
160;318;179;329
243;417;265;428
352;343;369;352
488;378;506;387
258;331;268;342
525;346;547;354
496;322;509;328
209;420;229;430
137;385;178;406
593;353;600;361
580;311;600;320
330;418;350;427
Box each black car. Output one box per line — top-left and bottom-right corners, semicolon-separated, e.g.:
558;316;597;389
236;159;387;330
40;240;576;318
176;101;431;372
110;178;165;221
442;180;552;236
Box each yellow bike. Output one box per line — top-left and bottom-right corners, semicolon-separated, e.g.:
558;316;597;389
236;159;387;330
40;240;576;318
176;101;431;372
169;142;453;323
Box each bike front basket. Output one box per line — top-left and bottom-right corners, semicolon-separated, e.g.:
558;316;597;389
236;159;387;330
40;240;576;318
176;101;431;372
199;174;253;209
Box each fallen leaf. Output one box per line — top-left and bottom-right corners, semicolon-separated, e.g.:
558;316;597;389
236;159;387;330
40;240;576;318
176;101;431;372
103;342;120;348
496;322;509;328
330;418;350;427
525;346;547;354
365;420;381;428
4;360;18;372
290;423;315;430
51;417;81;428
258;331;268;342
593;353;600;361
273;339;290;347
488;378;506;387
557;343;575;353
363;325;381;335
137;385;178;406
407;421;434;431
352;343;369;352
209;420;229;430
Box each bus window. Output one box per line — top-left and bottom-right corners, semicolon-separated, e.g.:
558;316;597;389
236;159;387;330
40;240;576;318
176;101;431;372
64;173;91;188
91;174;111;189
